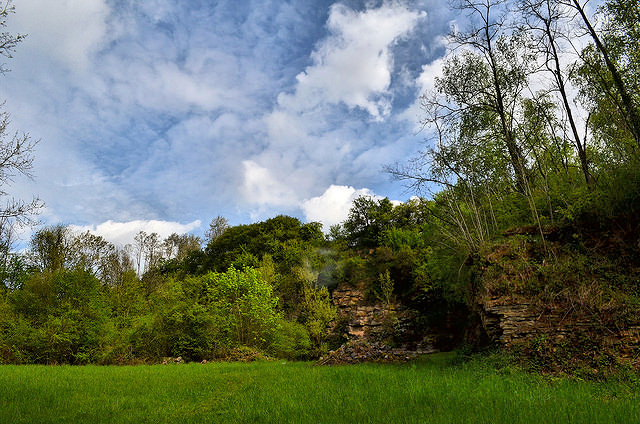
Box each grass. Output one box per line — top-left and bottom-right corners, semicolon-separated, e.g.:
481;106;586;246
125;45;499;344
0;353;638;423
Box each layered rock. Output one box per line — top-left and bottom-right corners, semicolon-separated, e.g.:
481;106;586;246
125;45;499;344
479;297;640;366
331;285;400;340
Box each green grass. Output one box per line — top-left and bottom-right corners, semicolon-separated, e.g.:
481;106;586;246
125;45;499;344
0;353;638;423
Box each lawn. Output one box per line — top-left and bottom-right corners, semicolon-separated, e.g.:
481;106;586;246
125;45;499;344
0;354;638;423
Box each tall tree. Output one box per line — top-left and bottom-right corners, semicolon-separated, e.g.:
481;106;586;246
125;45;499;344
30;225;72;271
204;216;229;244
445;0;534;193
162;233;201;261
520;0;592;184
567;0;640;148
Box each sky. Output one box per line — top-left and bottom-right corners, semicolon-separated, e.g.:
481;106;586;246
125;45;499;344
0;0;456;247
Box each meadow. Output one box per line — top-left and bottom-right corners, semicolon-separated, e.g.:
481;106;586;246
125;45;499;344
1;353;638;423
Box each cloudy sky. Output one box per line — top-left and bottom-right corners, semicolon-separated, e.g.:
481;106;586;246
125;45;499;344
0;0;454;246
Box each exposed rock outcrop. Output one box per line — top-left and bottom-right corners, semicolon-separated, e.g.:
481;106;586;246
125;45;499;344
328;284;437;360
478;296;640;367
331;285;402;340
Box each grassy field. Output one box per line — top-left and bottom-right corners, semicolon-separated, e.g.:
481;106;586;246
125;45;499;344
0;353;638;423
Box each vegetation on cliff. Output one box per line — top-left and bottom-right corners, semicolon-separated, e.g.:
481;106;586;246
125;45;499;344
0;0;639;377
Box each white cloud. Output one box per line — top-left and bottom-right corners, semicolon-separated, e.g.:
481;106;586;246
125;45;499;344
240;2;427;218
1;0;453;235
107;49;252;113
416;57;445;94
398;52;446;128
241;160;298;208
277;2;425;120
301;185;380;230
13;0;111;71
70;219;202;248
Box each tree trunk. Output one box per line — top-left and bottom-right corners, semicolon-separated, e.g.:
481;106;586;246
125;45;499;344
571;0;640;148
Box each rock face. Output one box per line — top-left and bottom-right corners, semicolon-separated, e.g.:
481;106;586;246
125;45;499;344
328;283;437;358
480;299;540;345
479;297;640;366
331;285;401;340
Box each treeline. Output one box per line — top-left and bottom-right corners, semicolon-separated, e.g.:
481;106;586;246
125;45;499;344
0;195;476;364
0;217;339;364
1;0;640;365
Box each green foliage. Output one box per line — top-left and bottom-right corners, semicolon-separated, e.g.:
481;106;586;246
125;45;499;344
268;318;311;360
203;215;324;274
381;227;425;250
299;285;336;355
2;0;640;369
1;268;111;364
333;255;369;287
377;270;394;306
139;267;283;361
343;196;395;248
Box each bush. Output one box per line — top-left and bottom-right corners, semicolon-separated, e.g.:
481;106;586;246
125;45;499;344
268;319;311;360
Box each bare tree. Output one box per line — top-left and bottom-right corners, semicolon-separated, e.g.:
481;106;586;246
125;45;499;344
0;0;26;75
0;0;42;265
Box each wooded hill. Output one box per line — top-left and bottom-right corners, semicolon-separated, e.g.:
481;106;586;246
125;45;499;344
1;0;639;374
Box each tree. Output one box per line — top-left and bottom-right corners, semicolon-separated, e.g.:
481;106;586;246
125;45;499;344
68;230;133;286
299;285;336;352
519;0;592;184
445;0;535;193
204;216;229;244
0;1;42;260
0;1;26;75
162;233;201;261
568;0;640;148
30;225;71;272
343;196;395;248
132;231;163;276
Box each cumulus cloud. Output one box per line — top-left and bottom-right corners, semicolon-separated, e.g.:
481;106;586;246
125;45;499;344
301;185;381;230
277;2;425;120
396;56;445;130
241;160;298;208
2;0;455;236
242;2;427;218
70;219;202;248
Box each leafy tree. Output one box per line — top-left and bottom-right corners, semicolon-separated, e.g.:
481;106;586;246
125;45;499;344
204;215;229;244
28;226;133;285
162;233;201;261
572;0;640;155
7;268;111;364
446;0;535;193
377;269;394;306
519;0;592;184
204;215;323;273
299;285;336;353
343;196;395;248
568;0;640;148
29;225;71;272
209;267;280;348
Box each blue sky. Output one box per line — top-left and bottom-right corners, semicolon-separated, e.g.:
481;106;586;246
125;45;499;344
1;0;455;246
